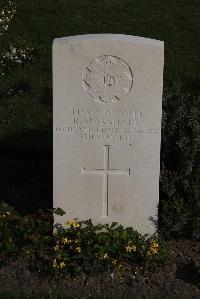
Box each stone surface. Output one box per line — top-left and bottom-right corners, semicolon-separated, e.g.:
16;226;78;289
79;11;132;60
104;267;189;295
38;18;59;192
53;34;164;235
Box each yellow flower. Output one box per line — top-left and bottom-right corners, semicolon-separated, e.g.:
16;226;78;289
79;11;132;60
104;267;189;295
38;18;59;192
151;241;159;248
53;245;60;252
103;253;108;259
66;219;80;228
126;245;132;252
62;237;72;244
75;246;81;253
74;223;80;228
147;240;159;256
60;261;66;268
52;259;58;268
125;242;137;253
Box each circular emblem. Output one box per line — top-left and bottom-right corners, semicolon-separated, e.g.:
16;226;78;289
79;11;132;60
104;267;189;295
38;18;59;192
83;55;133;104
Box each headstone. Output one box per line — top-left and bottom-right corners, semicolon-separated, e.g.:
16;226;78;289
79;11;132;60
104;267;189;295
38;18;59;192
53;34;164;235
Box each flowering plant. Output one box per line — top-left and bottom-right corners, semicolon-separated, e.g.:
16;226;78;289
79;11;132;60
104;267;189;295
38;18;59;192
0;1;35;80
51;216;167;276
0;202;167;277
0;1;16;36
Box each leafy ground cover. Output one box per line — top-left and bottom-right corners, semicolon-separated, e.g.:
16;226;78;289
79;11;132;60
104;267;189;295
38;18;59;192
0;203;165;275
0;203;199;298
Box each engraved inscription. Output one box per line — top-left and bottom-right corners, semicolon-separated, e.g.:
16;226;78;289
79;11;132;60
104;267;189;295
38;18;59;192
82;145;130;217
55;107;159;144
83;56;133;104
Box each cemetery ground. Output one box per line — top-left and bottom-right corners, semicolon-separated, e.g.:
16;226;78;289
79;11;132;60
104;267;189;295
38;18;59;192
0;205;199;299
0;0;200;298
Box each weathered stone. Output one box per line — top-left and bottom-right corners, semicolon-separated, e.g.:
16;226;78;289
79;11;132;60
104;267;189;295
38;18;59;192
53;34;164;235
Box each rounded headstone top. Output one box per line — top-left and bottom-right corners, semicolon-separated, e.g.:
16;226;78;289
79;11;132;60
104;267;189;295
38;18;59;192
53;34;164;48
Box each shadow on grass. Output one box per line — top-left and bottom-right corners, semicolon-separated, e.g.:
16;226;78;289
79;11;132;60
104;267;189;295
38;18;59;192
0;128;52;213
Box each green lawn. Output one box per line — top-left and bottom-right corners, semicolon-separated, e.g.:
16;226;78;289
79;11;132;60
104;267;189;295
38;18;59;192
0;0;200;145
8;0;200;80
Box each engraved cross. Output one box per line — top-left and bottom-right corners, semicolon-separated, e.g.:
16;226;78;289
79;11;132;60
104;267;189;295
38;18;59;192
82;145;130;217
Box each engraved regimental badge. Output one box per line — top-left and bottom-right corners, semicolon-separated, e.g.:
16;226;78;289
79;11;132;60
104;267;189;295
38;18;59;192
83;55;133;104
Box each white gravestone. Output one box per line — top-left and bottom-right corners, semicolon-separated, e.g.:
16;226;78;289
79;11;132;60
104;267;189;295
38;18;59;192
53;34;164;235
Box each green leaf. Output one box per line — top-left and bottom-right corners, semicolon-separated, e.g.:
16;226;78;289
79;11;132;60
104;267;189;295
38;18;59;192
53;207;66;216
109;222;118;230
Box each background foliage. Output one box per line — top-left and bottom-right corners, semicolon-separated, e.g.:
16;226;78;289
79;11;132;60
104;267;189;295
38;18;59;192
0;0;199;238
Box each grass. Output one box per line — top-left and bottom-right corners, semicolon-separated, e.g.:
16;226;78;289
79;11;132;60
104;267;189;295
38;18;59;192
8;0;200;79
0;0;199;145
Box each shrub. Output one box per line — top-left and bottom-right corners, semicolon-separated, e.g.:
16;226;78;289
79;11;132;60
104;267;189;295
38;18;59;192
160;81;200;239
0;1;16;37
0;202;167;277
